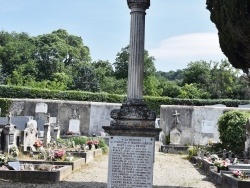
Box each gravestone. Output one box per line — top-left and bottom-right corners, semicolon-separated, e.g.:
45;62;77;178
169;110;181;145
53;124;60;140
68;119;80;135
108;136;154;187
170;127;181;145
43;114;51;146
68;105;80;135
21;119;38;151
1;115;20;153
0;116;33;130
8;161;20;170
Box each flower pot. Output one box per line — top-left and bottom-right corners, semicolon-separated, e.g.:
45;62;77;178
95;145;98;149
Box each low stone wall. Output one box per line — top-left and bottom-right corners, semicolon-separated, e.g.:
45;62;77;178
160;105;250;145
0;165;72;183
9;99;121;136
19;158;85;171
69;148;102;163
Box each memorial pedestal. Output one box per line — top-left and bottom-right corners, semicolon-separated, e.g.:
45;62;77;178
103;102;161;188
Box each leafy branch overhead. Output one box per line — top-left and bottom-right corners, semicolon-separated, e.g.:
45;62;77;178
206;0;250;74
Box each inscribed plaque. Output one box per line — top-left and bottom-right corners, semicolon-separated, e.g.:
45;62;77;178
201;120;214;133
9;134;14;145
108;136;154;188
35;103;48;113
68;119;80;133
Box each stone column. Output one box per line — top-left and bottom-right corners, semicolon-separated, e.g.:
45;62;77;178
103;1;162;187
127;0;150;101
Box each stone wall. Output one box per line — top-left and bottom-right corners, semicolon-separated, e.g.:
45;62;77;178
9;99;121;136
160;105;250;145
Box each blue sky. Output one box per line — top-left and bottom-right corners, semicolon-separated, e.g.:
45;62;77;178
0;0;226;72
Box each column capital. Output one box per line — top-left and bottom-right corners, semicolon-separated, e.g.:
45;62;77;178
127;0;150;10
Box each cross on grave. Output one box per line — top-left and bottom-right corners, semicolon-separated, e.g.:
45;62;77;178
71;105;79;119
173;110;180;125
7;113;12;125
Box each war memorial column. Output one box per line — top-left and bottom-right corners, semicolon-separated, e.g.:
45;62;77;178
103;1;161;187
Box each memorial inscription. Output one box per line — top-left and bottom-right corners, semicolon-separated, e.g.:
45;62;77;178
9;134;14;145
108;136;154;188
201;120;214;133
68;119;80;133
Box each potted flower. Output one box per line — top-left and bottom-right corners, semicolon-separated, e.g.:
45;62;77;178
53;149;66;161
233;169;242;178
10;146;19;159
0;154;7;166
93;140;99;149
86;140;93;150
33;140;43;151
214;159;230;173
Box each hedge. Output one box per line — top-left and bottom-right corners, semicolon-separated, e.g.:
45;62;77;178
1;85;250;116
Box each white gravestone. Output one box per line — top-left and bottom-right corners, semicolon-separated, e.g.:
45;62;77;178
35;103;48;113
170;127;181;145
22;120;38;151
108;136;154;188
68;119;80;134
201;120;214;133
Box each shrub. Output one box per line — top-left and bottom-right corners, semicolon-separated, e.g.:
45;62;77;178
69;136;87;145
217;110;250;154
187;146;198;159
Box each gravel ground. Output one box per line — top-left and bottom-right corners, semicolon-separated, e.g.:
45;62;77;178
0;152;222;188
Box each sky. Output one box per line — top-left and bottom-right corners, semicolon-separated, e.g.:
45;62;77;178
0;0;227;72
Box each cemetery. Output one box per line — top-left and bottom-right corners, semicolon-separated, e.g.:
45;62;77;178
1;99;250;187
0;103;108;183
0;0;250;187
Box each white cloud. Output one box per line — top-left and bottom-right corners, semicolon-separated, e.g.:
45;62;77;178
148;33;227;72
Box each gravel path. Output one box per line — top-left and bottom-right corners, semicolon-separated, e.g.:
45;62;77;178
0;152;222;188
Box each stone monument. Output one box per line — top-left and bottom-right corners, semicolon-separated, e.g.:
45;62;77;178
103;1;161;187
169;110;181;145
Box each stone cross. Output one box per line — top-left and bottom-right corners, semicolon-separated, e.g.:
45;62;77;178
173;110;180;125
72;105;79;119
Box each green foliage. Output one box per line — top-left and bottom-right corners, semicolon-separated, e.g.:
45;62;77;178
206;0;250;73
98;138;109;154
217;110;250;154
165;135;170;145
187;147;198;159
69;136;87;145
177;84;211;99
0;98;11;116
2;85;250;116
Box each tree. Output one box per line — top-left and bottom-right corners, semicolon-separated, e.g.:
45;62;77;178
206;0;250;74
157;69;184;82
177;84;211;99
0;31;36;76
92;60;114;80
182;61;211;90
71;63;100;92
113;45;156;79
0;64;7;84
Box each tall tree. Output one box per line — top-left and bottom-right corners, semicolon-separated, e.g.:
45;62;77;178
0;31;36;76
113;45;156;79
206;0;250;74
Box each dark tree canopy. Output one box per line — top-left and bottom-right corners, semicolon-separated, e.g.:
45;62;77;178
206;0;250;73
